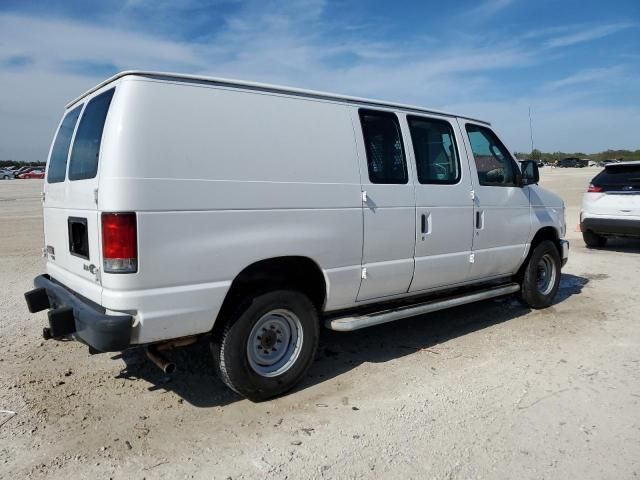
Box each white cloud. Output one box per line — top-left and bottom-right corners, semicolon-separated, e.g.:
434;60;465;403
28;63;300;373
0;13;202;71
543;66;626;90
463;0;515;20
545;22;634;48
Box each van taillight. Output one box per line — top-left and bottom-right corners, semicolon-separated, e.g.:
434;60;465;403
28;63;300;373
102;212;137;273
587;184;602;193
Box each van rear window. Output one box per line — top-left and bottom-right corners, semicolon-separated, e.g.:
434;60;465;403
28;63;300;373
68;88;115;181
47;106;82;183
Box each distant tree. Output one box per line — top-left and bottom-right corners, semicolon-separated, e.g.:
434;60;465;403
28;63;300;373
530;149;542;161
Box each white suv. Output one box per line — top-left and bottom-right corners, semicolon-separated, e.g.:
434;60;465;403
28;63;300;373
581;161;640;247
24;71;569;400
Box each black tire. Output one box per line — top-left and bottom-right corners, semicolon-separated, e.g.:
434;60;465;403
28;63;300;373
518;240;561;309
211;290;319;401
582;230;606;248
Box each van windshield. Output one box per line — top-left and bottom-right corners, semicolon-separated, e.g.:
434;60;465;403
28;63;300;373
47;106;82;183
68;88;115;181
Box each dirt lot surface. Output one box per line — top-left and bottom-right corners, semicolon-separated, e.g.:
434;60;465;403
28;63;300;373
1;169;639;479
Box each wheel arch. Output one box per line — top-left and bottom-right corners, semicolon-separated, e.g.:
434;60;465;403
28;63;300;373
212;255;327;333
517;226;561;279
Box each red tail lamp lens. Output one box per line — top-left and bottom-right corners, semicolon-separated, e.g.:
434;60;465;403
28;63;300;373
102;212;137;273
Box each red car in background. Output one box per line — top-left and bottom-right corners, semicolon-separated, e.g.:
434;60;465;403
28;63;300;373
17;168;45;179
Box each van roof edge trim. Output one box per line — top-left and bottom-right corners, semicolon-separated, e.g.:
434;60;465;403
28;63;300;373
65;70;490;125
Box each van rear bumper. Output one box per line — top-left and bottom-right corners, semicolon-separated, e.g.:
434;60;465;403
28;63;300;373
24;274;132;352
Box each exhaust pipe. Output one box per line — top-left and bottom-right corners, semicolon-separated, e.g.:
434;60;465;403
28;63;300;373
145;345;176;374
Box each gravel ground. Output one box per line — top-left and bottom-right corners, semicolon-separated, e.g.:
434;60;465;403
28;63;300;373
1;169;639;479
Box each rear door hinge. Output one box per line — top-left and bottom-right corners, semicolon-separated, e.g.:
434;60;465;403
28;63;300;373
361;267;368;279
470;190;475;201
469;253;475;264
41;191;46;203
361;191;367;202
93;188;99;205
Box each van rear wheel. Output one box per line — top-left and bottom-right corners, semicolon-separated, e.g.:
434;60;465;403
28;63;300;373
211;290;319;401
518;240;561;309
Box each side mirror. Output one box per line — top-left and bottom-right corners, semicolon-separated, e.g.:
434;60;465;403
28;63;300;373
519;160;539;186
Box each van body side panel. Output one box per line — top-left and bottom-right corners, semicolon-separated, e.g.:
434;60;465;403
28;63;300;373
98;79;363;343
529;186;565;238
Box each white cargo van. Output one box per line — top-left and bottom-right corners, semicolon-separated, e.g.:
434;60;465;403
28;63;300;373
25;71;569;400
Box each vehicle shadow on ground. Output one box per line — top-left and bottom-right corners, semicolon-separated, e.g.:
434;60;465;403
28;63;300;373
590;237;640;254
116;273;588;408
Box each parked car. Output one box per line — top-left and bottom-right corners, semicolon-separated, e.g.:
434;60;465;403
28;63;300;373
0;168;15;179
581;161;640;247
557;157;588;168
17;169;45;179
13;166;34;176
601;159;621;166
24;71;569;400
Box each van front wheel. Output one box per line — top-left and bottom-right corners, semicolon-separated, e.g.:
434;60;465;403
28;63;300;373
518;240;561;309
211;290;319;401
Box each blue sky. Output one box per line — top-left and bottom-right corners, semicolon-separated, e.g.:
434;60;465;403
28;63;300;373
0;0;638;161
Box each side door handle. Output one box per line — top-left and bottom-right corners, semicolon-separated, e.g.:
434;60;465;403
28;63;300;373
421;213;431;237
475;210;484;230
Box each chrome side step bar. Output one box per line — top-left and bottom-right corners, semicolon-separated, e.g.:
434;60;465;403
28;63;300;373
325;283;520;332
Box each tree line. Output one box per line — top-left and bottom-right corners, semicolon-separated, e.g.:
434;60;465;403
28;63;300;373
514;149;640;163
0;160;46;168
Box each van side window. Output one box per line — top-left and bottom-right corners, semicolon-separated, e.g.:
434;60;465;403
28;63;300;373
408;116;460;184
47;106;82;183
359;109;408;184
465;124;517;187
68;88;115;181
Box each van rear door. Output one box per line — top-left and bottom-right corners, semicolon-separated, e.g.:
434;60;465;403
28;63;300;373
43;88;116;303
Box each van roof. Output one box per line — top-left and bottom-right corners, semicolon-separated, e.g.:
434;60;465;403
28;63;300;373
67;70;490;125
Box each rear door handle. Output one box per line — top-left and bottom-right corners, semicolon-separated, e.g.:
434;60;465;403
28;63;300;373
476;211;484;229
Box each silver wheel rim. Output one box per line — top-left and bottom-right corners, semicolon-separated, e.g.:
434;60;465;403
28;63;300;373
246;309;303;378
536;253;557;295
